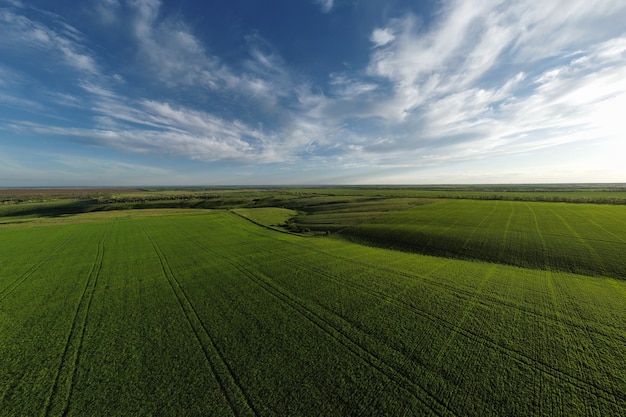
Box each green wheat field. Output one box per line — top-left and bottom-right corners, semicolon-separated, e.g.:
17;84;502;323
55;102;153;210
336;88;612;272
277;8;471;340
1;186;625;416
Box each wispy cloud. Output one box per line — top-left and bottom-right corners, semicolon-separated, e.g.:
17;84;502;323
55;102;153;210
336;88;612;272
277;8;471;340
92;0;121;25
0;7;99;74
127;0;302;110
1;0;319;167
314;0;334;14
12;81;291;164
129;0;223;88
342;0;626;168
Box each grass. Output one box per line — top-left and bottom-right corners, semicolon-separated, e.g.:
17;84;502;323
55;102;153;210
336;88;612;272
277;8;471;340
1;203;626;416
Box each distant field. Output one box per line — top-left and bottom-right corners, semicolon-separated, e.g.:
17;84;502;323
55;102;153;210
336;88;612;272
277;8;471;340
1;207;625;416
341;199;626;278
288;185;626;204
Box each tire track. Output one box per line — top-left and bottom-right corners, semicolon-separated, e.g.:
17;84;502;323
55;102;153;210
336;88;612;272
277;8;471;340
422;201;485;250
290;246;626;404
548;207;607;276
223;221;626;406
354;200;463;243
41;225;109;417
524;203;549;266
174;214;625;406
460;201;500;252
282;248;625;406
497;201;515;262
526;203;592;408
433;264;496;367
0;230;76;303
251;205;626;407
258;223;626;340
218;249;454;417
140;223;257;417
294;231;626;338
561;205;626;245
172;220;457;417
223;209;626;344
429;203;511;371
548;270;623;407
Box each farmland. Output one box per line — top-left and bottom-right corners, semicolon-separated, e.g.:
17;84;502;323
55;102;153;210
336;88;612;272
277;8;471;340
1;187;626;416
343;199;626;278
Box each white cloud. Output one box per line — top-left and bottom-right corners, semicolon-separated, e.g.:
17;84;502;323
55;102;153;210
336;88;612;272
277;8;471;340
370;28;395;47
328;74;377;99
0;92;43;110
350;0;626;170
366;0;626;120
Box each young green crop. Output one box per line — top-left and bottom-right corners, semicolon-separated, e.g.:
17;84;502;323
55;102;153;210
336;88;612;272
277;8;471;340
1;209;625;416
345;199;626;278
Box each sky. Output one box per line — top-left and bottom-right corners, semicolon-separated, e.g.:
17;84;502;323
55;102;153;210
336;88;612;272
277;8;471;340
1;0;625;186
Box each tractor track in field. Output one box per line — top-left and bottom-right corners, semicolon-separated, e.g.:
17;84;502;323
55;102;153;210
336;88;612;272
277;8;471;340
172;214;625;410
42;225;109;417
232;260;456;417
0;231;76;303
232;210;626;336
422;201;486;251
544;208;626;397
254;241;626;407
527;204;581;386
216;214;626;407
549;207;607;276
359;200;457;241
459;201;500;252
433;264;496;367
546;274;623;410
172;222;457;417
141;224;258;417
227;212;626;404
561;205;626;245
429;204;512;382
248;221;626;341
497;201;515;262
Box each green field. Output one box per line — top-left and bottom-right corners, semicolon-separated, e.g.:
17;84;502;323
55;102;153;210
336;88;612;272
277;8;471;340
1;188;626;416
343;199;626;278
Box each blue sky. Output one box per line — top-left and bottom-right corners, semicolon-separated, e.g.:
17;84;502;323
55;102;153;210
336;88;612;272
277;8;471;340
1;0;625;186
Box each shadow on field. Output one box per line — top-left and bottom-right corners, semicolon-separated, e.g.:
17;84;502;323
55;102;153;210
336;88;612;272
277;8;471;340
1;199;102;218
1;198;226;218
